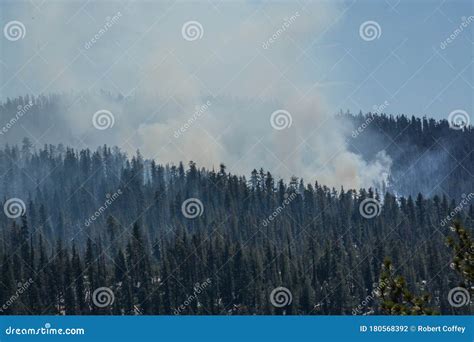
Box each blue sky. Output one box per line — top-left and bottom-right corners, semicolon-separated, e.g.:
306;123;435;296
0;0;472;120
322;0;473;119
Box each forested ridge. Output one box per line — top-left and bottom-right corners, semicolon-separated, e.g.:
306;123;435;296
1;94;473;198
344;111;473;199
0;129;472;315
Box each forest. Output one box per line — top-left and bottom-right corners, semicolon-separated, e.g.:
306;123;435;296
1;94;472;199
0;106;472;315
344;111;473;199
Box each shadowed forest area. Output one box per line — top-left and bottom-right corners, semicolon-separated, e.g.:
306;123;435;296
0;108;472;315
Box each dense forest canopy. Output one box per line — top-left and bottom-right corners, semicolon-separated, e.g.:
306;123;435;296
345;111;473;200
0;128;472;314
1;94;472;198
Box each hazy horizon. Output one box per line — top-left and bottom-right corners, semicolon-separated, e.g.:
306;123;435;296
1;0;472;189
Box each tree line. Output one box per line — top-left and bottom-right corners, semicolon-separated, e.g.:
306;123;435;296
0;140;472;315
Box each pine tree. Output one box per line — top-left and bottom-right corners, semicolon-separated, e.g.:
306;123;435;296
376;259;437;315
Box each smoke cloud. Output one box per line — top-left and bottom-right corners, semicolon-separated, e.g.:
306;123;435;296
0;1;391;189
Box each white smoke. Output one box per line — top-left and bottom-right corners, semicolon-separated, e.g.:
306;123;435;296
0;1;392;190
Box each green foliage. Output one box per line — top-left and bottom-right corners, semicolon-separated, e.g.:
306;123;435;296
446;221;474;286
377;259;437;315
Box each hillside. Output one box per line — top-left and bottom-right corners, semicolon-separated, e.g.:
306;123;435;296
0;138;472;315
